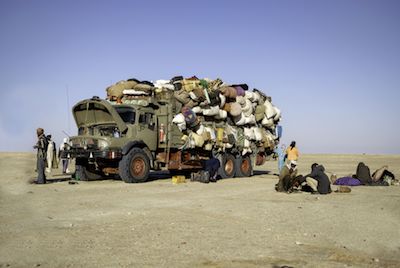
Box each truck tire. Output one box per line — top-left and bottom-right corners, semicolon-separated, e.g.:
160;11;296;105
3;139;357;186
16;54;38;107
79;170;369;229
119;147;150;183
76;165;103;181
217;153;236;179
235;155;252;177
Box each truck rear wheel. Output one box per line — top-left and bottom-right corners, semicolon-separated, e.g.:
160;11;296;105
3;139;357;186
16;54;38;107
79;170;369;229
217;153;236;179
236;155;252;177
119;148;150;183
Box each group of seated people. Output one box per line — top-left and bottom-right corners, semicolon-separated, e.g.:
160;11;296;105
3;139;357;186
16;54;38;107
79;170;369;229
276;161;396;194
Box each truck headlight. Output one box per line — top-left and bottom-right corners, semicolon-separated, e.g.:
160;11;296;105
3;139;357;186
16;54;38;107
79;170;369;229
98;139;109;149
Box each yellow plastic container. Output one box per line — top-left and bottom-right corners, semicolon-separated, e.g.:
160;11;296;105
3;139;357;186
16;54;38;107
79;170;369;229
172;175;186;184
217;128;224;142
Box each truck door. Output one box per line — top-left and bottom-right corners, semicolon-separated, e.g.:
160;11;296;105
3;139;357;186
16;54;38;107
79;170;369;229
137;111;157;151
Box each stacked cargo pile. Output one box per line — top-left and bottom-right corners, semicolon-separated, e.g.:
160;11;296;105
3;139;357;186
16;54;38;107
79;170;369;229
106;76;281;155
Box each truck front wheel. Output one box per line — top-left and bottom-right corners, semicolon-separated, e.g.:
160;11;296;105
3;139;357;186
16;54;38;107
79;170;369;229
217;153;236;179
235;155;252;177
119;148;150;183
75;158;102;181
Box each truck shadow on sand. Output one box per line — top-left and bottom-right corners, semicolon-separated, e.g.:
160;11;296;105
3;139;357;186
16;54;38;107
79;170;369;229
28;170;274;184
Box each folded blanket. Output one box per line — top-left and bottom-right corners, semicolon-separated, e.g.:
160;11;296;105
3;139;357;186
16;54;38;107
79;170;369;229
334;177;362;186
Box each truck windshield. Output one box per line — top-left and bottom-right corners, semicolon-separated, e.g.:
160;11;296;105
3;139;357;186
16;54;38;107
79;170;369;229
115;106;135;124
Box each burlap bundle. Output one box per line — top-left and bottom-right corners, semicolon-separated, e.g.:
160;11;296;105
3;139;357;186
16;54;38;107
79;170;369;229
264;100;276;119
233;113;246;126
236;96;246;105
107;80;138;99
207;89;220;106
261;116;274;127
244;127;255;140
253;127;263;141
207;78;223;90
215;109;227;119
242;98;253;116
229;102;242;117
191;133;205;147
134;83;153;92
174;89;191;104
273;106;281;121
202;105;220;116
220;86;237;99
182;79;202;92
255;105;266;122
235;86;246;97
192;87;206;102
223;103;231;113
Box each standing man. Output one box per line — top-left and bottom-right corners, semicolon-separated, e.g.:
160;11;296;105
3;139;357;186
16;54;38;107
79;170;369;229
285;141;299;163
59;137;71;174
34;128;48;184
46;134;57;173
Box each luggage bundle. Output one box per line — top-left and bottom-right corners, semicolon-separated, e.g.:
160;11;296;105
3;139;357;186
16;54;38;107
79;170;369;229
105;76;282;155
106;78;155;103
166;76;281;155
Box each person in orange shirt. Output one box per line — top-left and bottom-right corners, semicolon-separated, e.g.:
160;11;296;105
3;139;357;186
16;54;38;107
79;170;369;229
285;141;299;162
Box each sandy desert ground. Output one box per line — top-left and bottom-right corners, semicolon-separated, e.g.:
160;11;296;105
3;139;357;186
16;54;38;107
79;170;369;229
0;152;399;268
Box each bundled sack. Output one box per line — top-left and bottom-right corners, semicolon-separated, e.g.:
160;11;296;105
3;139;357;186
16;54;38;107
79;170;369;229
204;126;216;140
273;106;281;122
261;116;274;128
172;113;187;131
134;81;154;93
245;91;261;103
253;127;263;141
123;89;151;96
255;104;266;122
242;98;253;117
174;89;194;105
202;105;220;116
189;87;207;102
107;80;138;100
219;86;237;99
154;80;175;91
262;130;275;149
190;132;205;147
229;102;242;117
207;89;220;106
215;109;227;119
233;113;246;126
181;78;202;92
207;78;223;90
233;84;247;97
264;99;276;119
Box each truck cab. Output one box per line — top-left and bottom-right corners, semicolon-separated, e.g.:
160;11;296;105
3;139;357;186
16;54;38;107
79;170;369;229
67;96;160;182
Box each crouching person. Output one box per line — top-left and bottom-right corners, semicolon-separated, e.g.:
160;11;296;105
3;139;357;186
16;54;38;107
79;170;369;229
304;163;331;194
191;158;220;183
276;160;300;193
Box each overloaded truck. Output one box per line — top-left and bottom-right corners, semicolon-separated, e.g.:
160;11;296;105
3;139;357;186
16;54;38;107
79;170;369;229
64;76;282;183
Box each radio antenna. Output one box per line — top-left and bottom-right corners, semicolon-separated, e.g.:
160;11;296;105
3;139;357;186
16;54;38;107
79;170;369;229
66;84;71;132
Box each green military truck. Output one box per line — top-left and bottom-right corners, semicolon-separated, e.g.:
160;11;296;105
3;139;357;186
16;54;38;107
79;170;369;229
65;92;278;183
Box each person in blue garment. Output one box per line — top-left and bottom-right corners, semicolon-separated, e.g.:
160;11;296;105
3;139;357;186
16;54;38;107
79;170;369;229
275;143;286;173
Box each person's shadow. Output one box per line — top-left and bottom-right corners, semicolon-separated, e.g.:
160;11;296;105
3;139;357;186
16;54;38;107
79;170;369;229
253;170;273;176
28;172;72;184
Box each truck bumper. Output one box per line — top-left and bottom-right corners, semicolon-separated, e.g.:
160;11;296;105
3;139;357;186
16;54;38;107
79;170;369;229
63;148;122;160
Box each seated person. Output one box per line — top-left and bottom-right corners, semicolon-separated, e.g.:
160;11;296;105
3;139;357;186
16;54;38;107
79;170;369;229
304;163;331;194
276;160;300;193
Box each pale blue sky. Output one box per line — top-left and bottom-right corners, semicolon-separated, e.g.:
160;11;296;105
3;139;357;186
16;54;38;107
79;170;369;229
0;0;399;154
